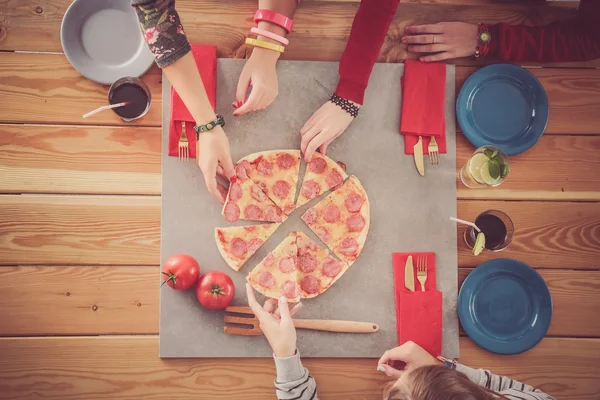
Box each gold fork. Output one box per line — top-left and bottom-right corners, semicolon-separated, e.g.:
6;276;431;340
178;121;189;161
416;256;427;292
428;136;440;165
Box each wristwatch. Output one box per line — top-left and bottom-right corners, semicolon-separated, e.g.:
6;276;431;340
437;356;457;369
474;23;491;59
194;114;225;137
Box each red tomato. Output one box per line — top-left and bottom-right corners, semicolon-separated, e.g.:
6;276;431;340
162;254;200;290
196;271;235;310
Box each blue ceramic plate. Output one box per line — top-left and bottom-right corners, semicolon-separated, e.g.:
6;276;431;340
61;0;154;85
456;64;549;155
458;259;552;355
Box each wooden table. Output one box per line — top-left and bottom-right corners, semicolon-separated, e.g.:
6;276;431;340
1;1;599;399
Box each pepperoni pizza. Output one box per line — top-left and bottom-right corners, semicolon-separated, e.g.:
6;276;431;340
215;223;281;271
301;176;369;266
246;231;301;302
237;150;301;215
296;153;348;207
222;162;286;223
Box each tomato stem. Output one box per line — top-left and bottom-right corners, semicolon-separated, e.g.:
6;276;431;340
161;271;177;287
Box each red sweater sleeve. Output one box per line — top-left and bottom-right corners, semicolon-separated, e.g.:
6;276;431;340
487;0;600;63
335;0;401;105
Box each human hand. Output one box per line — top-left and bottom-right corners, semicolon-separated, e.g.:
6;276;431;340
197;126;236;203
403;22;478;62
300;101;356;162
377;341;440;379
234;48;280;116
246;283;303;358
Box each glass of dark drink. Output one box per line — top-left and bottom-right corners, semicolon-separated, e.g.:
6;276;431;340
108;77;151;122
465;210;514;252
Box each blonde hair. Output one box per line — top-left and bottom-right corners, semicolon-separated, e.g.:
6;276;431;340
382;365;507;400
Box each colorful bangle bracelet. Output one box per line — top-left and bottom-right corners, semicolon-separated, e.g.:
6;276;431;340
254;9;293;33
245;38;285;53
250;27;289;46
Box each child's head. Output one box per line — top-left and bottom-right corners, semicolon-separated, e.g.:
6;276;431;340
383;365;500;400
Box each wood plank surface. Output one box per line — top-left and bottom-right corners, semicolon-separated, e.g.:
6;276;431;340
2;52;600;134
456;134;600;200
1;196;598;268
0;336;597;400
1;266;597;337
0;195;160;266
0;124;161;195
2;124;598;199
0;0;577;62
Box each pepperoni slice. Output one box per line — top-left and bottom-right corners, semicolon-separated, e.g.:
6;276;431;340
298;253;317;273
323;257;343;278
301;180;321;200
230;237;248;257
229;181;242;202
282;280;300;299
248;238;264;254
339;237;359;255
284;204;296;215
301;275;320;295
347;214;366;232
326;169;344;189
257;181;269;196
277;153;295;169
251;184;269;202
309;157;327;174
314;226;331;243
273;180;291;199
337;161;347;172
244;204;263;220
263;205;283;222
345;192;364;212
235;160;251;181
323;204;341;223
279;256;296;273
256;158;273;176
217;229;226;243
302;208;318;225
258;271;275;288
244;226;256;232
264;252;275;266
224;202;240;222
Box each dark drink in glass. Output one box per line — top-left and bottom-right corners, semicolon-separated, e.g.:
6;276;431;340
465;210;514;251
108;77;151;122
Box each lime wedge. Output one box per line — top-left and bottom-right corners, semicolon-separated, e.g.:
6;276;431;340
480;161;501;185
468;153;489;184
473;232;486;256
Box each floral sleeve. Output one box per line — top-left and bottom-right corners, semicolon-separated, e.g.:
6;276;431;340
131;0;191;68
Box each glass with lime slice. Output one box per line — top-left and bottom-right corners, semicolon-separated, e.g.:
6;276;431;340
460;146;509;188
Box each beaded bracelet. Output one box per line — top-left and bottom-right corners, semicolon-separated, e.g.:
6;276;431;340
330;94;359;118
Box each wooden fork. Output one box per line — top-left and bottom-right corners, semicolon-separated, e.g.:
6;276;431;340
224;306;379;335
178;121;189;161
416;256;427;292
428;136;440;165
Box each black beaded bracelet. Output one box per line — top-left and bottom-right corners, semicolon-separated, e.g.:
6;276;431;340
330;94;359;118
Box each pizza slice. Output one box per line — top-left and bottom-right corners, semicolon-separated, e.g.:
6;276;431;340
296;231;348;299
247;231;301;302
301;176;370;266
296;152;349;207
215;223;281;271
238;150;301;215
222;162;286;223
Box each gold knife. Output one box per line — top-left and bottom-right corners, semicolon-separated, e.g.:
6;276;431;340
405;255;415;292
413;136;425;176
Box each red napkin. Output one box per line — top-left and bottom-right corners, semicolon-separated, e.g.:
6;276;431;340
400;60;447;155
168;44;217;158
392;252;442;357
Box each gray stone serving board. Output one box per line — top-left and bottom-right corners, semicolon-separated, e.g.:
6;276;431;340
160;60;458;358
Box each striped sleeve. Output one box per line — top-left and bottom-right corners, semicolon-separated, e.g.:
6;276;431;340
455;364;554;400
274;351;318;400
